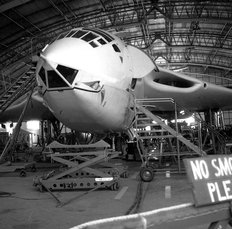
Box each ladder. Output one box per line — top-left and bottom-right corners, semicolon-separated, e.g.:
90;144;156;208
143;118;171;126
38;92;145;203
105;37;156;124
133;99;206;180
136;105;206;155
0;63;36;113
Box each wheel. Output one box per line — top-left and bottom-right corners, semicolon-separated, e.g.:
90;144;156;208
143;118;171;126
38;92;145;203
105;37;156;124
121;171;128;178
19;170;27;177
31;165;36;172
110;182;120;191
111;168;120;178
140;167;154;182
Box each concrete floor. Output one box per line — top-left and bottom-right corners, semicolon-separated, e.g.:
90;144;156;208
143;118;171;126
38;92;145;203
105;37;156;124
0;160;218;229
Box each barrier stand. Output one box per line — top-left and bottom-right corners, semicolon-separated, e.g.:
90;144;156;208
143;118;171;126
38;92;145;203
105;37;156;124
70;202;232;229
183;155;232;229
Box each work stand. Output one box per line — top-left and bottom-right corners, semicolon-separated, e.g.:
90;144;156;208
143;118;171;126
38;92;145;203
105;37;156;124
33;141;127;192
134;98;206;182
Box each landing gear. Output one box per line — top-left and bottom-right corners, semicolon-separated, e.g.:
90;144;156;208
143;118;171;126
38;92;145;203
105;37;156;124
19;169;26;177
140;167;154;182
110;182;120;191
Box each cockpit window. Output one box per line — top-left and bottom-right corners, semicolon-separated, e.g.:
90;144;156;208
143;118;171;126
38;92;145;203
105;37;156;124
81;32;98;42
86;28;114;42
98;38;106;45
56;65;78;84
47;70;69;88
39;67;47;86
89;41;98;48
112;44;121;52
73;30;88;38
61;28;114;48
66;30;76;37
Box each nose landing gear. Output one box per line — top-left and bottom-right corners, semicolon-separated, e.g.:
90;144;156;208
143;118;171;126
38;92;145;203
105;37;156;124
139;166;154;182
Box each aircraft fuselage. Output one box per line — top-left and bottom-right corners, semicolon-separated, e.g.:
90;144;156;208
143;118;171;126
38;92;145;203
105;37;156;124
35;27;232;134
36;28;136;133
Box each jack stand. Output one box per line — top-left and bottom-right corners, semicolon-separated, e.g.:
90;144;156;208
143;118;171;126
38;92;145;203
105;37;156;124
33;150;121;192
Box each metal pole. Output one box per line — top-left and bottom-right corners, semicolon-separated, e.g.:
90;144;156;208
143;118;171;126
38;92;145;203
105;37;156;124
174;102;181;173
197;114;203;153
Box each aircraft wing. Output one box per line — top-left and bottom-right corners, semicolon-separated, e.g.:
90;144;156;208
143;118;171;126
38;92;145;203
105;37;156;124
134;67;232;112
0;90;55;123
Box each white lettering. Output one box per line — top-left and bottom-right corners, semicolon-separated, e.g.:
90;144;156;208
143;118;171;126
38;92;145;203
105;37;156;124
207;182;216;202
190;161;203;180
222;180;232;199
229;158;232;170
190;160;209;180
218;158;232;176
215;182;227;201
200;160;209;179
211;159;221;177
95;177;113;182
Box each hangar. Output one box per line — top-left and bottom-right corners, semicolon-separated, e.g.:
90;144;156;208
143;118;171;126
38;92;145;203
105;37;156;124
0;1;232;228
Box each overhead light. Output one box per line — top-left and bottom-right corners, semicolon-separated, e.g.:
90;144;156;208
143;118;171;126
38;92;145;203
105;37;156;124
145;126;151;131
180;110;185;115
26;121;40;130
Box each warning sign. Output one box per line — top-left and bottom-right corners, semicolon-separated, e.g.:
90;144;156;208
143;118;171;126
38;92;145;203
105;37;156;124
184;155;232;206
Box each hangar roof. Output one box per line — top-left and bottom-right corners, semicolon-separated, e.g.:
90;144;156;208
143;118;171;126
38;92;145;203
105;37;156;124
0;0;232;93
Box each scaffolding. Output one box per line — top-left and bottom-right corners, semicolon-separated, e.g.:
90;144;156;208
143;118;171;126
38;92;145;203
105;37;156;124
133;98;207;181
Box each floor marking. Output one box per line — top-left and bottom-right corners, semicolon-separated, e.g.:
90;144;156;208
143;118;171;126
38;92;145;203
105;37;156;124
114;186;128;200
130;171;139;179
166;171;170;178
165;186;171;199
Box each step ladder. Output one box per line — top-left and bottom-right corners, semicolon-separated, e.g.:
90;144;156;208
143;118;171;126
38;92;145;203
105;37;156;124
133;98;206;181
136;105;206;154
0;63;37;113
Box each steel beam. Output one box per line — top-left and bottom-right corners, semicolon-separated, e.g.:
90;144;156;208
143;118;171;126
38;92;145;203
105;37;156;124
0;0;31;13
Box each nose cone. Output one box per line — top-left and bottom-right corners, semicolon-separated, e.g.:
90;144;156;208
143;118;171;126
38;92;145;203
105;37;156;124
43;85;133;133
43;38;99;74
42;37;124;83
36;34;133;133
43;89;103;132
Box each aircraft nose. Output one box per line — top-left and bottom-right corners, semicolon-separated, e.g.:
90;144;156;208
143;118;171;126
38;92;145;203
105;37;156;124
37;60;102;93
42;38;95;71
36;37;104;92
